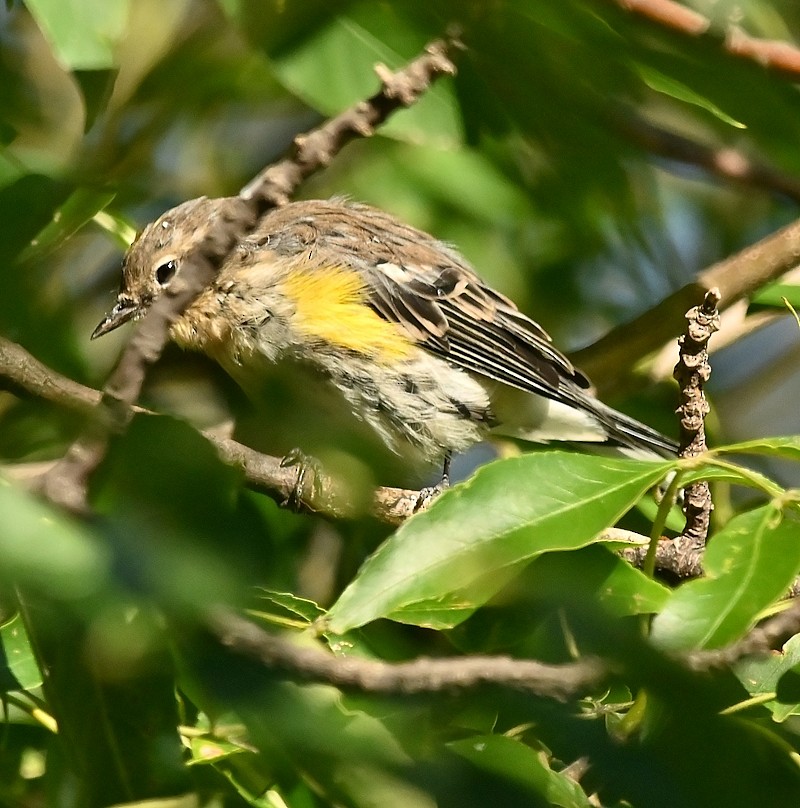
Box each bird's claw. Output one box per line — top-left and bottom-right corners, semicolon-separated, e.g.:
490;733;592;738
280;448;321;512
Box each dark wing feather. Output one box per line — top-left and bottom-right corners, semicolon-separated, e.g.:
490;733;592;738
363;258;592;403
264;199;676;455
291;199;591;402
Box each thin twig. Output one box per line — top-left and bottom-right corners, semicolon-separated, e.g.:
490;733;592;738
240;34;462;206
621;535;705;579
674;289;720;543
611;0;800;80
208;607;608;700
0;336;422;524
572;217;800;392
614;110;800;203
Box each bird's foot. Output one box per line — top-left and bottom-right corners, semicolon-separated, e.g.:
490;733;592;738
280;447;322;512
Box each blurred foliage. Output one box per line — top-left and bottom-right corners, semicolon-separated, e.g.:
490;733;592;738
4;0;800;806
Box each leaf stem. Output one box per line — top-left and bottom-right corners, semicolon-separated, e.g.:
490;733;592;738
719;691;777;715
643;471;685;579
3;692;58;733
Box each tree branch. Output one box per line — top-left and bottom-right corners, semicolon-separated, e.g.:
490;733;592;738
620;534;705;579
206;600;800;700
614;110;800;203
611;0;800;80
572;216;800;391
208;607;608;700
687;597;800;670
0;336;422;524
673;288;719;543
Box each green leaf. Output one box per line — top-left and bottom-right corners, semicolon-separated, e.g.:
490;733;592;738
449;734;593;808
252;589;326;626
0;476;109;600
24;0;129;71
92;208;137;250
749;283;800;312
186;735;250;766
716;436;800;463
776;670;800;706
635;63;746;128
678;461;781;496
651;506;800;651
18;187;116;263
735;634;800;722
92;415;277;610
529;545;670;617
326;452;671;633
0;615;42;693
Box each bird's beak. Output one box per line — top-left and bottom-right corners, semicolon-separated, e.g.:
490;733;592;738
91;299;140;340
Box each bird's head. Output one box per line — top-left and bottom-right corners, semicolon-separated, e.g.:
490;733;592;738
91;196;228;339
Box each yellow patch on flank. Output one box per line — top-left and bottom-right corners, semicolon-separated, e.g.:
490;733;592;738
281;266;414;360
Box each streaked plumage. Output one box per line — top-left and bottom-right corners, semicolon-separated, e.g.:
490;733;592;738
93;197;677;464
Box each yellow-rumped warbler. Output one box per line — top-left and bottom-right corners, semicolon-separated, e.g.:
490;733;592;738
93;197;677;475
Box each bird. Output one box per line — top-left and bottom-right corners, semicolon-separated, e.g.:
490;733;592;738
92;196;677;482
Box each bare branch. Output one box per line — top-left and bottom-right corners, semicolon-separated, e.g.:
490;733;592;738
614;0;708;35
611;0;800;80
240;34;462;206
615;111;800;203
621;534;705;579
0;336;421;523
573;217;800;392
674;289;720;543
208;600;800;698
0;337;102;416
208;607;608;700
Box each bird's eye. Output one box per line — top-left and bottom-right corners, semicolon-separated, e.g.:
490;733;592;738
155;259;178;286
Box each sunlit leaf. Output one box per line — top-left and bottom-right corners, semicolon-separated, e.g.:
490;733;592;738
651;505;800;650
252;589;326;626
0;615;42;693
0;477;108;600
450;734;593;808
18;187;116;263
24;0;129;70
749;283;800;312
635;63;746;128
92;208;137;250
716;436;800;464
326;453;671;633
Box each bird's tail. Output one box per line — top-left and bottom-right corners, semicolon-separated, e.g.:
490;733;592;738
578;393;678;458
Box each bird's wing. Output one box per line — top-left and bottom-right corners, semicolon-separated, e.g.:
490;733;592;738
261;200;676;455
283;199;592;402
364;259;593;403
363;258;681;456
